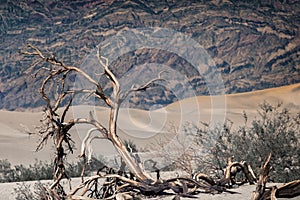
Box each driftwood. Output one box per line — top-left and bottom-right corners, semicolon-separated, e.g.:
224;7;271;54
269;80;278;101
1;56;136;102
251;153;272;200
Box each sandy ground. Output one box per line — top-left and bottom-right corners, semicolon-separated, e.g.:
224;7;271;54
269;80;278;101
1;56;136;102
0;178;299;200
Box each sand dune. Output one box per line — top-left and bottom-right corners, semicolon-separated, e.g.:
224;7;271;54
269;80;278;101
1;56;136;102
0;83;299;166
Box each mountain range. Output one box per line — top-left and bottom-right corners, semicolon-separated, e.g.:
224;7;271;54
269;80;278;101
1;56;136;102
0;0;299;110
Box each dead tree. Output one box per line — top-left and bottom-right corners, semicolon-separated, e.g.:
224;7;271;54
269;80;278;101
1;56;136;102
22;44;228;199
22;44;162;193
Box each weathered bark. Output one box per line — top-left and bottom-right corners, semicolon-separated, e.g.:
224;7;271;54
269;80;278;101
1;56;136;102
251;153;300;200
240;161;257;184
275;180;300;198
251;153;272;200
193;172;216;186
22;44;159;190
23;44;162;182
220;156;257;187
254;180;300;200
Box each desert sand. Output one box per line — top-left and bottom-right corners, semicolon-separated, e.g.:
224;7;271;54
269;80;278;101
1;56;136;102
0;83;300;199
1;83;299;165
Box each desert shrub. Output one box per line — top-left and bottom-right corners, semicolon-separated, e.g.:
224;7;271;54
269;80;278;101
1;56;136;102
156;138;197;176
241;102;300;182
151;124;204;177
195;101;300;182
14;181;59;200
187;121;233;178
0;157;105;183
8;157;106;199
0;160;56;182
14;182;42;200
0;159;16;182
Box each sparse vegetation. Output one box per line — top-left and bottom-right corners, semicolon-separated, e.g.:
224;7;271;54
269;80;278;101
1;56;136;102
0;157;105;183
192;101;300;183
154;124;202;177
14;182;48;200
16;41;300;199
7;101;300;199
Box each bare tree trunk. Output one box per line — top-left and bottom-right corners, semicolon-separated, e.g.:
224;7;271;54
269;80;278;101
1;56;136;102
111;135;154;181
22;44;159;183
251;153;272;200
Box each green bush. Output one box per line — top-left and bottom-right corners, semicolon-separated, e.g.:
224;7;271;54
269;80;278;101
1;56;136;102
195;101;300;182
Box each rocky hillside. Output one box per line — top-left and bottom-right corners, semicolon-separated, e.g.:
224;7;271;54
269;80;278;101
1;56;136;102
0;0;299;110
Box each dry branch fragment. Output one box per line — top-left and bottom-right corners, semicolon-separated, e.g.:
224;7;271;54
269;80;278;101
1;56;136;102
251;153;300;200
275;180;300;198
220;156;257;187
251;153;272;200
193;172;216;186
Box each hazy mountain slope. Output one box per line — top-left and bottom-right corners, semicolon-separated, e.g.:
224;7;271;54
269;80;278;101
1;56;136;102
0;0;299;110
